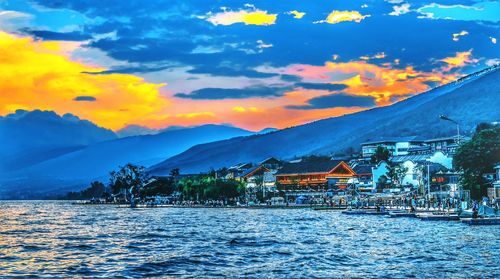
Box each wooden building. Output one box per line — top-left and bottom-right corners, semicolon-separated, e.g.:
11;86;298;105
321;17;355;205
276;160;355;191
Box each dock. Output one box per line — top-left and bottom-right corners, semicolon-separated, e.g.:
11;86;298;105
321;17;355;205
461;218;500;225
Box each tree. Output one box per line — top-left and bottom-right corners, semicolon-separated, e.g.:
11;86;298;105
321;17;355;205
109;163;149;206
454;125;500;200
371;146;390;164
387;164;408;187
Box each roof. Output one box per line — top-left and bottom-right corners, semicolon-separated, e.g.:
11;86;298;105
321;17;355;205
240;165;269;178
352;164;374;175
390;154;431;163
424;135;470;143
276;160;343;175
259;157;281;165
362;136;424;146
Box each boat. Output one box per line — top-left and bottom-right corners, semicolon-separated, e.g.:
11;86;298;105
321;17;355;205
417;212;459;221
461;217;500;225
341;210;389;215
388;210;416;218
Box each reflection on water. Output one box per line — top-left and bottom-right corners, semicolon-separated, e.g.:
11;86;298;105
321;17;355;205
0;201;499;278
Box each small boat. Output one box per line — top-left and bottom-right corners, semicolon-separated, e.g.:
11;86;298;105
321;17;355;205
417;212;459;221
342;210;389;215
461;217;500;226
389;211;416;218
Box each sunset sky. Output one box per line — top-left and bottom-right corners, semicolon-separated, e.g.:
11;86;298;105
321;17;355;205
0;0;498;132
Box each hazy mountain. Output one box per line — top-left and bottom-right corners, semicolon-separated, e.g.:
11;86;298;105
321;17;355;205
5;125;253;184
115;124;160;137
0;110;116;171
150;66;500;174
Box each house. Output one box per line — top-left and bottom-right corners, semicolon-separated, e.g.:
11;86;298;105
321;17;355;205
351;163;375;191
361;136;425;158
276;160;348;189
259;157;282;170
240;165;270;188
424;135;469;155
225;163;253;180
488;163;500;200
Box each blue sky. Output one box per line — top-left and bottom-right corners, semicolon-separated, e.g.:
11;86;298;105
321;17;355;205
0;0;498;131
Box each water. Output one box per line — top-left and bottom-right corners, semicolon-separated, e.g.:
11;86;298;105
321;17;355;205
0;201;498;278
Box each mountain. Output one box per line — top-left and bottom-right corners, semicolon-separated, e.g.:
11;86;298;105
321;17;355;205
0;110;116;171
3;124;253;186
150;66;500;174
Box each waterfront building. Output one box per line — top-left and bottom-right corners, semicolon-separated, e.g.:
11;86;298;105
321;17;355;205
226;163;253;180
423;135;470;155
240;165;270;188
361;136;425;158
351;163;375;192
488;163;500;200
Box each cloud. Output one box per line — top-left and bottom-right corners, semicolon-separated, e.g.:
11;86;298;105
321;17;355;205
417;2;500;22
187;66;278;78
256;40;273;49
23;29;92;41
287;10;305;19
452;30;468;42
73;96;97;102
389;3;411;16
175;86;292;100
0;31;168;130
0;10;32;32
287;93;376;110
439;50;478;71
485;58;500;67
205;7;277;26
490;36;497;44
294;82;348;91
360;52;386;60
317;10;369;24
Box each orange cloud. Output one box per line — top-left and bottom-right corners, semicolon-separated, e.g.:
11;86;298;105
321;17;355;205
206;8;277;26
283;58;458;105
0;31;168;130
452;30;468;41
439;50;477;71
317;10;369;24
287;10;305;19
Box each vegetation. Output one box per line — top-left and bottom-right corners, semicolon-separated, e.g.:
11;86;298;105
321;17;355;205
454;124;500;199
371;146;390;164
109;163;150;204
177;176;245;202
65;181;109;200
387;164;408;187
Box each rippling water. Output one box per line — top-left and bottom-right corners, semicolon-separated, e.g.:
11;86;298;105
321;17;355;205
0;201;498;278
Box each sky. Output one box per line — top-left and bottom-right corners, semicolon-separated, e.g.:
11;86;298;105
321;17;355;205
0;0;498;132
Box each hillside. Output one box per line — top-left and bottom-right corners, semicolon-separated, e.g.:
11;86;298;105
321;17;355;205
0;110;117;172
150;66;500;174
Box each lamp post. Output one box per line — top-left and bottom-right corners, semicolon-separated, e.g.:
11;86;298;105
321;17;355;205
439;115;460;144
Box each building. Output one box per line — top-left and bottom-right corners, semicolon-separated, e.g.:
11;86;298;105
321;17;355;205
351;163;374;191
361;136;425;158
423;135;470;155
488;163;500;200
276;160;352;188
240;165;270;188
226;163;253;180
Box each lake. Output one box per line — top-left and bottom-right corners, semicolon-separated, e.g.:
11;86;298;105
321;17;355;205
0;201;498;278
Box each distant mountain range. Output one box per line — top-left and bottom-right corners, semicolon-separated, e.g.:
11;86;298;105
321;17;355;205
150;66;500;175
0;114;256;198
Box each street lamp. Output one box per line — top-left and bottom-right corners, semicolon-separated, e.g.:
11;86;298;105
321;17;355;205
439;115;461;144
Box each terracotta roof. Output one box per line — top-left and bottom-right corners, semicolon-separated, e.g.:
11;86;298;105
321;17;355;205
276;160;343;175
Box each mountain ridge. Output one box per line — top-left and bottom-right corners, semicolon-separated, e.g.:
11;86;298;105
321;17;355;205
150;66;500;174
